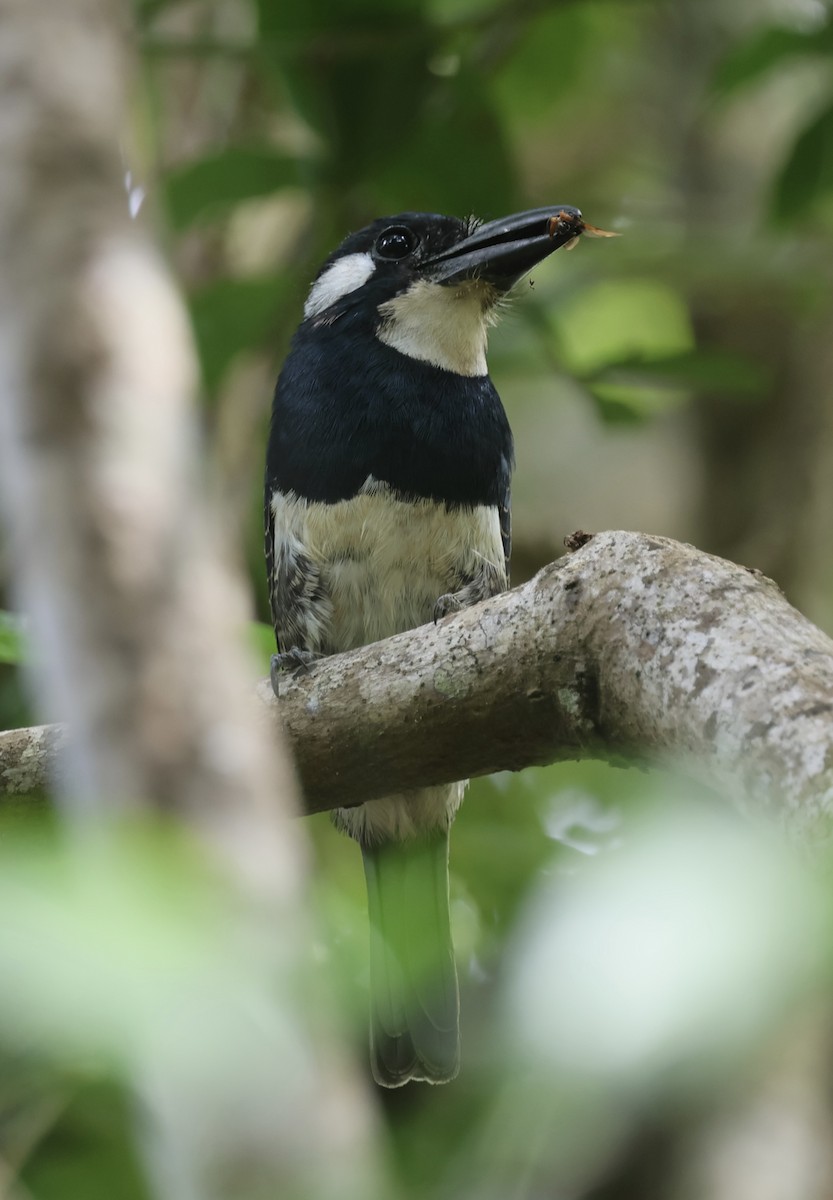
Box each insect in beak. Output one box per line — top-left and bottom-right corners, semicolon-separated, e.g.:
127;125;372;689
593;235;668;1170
547;210;619;250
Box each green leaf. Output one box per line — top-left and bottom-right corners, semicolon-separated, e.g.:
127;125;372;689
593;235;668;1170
135;0;182;22
552;279;694;377
586;350;768;397
0;829;230;1064
189;276;289;395
771;99;833;222
714;21;833;97
492;6;592;126
0;612;27;665
579;350;766;427
21;1081;152;1200
249;622;275;673
254;0;438;178
269;31;435;178
164;148;306;231
256;0;424;38
586;387;659;425
374;76;516;216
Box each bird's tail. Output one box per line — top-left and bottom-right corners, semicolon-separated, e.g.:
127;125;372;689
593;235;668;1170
361;831;460;1087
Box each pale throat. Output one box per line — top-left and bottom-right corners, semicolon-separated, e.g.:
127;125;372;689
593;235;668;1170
376;279;497;377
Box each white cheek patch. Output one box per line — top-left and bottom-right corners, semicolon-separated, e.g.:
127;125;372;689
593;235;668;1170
376;279;494;377
304;252;375;318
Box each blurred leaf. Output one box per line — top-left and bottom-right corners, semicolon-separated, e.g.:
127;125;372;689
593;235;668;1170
492;6;592;126
455;762;638;949
257;0;424;37
135;0;182;21
586;387;661;425
0;612;27;665
586;349;768;396
374;75;516;216
189;276;289;395
278;42;434;181
20;1081;151;1200
506;797;826;1086
256;0;435;182
583;369;700;425
454;773;553;945
771;98;833;222
424;0;494;19
164;148;306;231
249;621;275;672
551;278;693;376
0;823;375;1200
0;665;34;735
714;21;833;97
0;830;222;1064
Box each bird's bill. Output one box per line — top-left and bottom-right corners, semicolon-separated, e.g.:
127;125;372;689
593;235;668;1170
423;206;615;289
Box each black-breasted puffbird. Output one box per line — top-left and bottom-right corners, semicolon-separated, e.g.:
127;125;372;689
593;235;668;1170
265;206;612;1086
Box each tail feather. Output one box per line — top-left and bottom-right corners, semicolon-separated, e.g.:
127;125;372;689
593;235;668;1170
362;833;460;1087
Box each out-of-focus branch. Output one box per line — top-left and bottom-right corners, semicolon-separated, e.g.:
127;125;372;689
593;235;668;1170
8;530;833;846
0;724;69;800
0;0;298;893
0;3;383;1198
682;1009;833;1200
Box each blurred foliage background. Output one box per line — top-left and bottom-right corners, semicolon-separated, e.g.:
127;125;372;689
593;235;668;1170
4;0;833;1195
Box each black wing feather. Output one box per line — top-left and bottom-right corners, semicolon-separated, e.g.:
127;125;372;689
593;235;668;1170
499;486;512;586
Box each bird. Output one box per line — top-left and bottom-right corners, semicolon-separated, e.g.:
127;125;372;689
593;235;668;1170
265;205;603;1086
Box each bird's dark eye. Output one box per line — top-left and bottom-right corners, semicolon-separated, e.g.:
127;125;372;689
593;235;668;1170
374;226;418;261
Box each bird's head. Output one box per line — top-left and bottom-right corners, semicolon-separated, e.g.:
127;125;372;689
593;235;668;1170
301;207;610;377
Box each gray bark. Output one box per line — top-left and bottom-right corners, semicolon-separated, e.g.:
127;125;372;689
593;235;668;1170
0;0;300;893
6;530;833;846
0;3;383;1198
248;529;833;846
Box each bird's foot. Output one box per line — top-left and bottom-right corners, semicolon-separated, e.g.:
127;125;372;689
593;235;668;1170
270;648;320;696
433;564;505;624
433;593;464;624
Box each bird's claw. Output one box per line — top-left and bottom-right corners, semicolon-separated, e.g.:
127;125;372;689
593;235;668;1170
270;648;320;696
433;593;463;624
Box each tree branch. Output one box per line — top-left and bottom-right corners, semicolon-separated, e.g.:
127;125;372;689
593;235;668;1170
6;530;833;842
0;3;383;1197
268;529;833;841
0;0;301;893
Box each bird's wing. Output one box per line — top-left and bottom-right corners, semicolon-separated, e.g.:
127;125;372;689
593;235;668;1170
264;483;279;640
266;488;333;655
499;483;512;587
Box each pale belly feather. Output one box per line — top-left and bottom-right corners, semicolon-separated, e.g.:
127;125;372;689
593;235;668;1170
272;479;505;650
271;479;505;842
